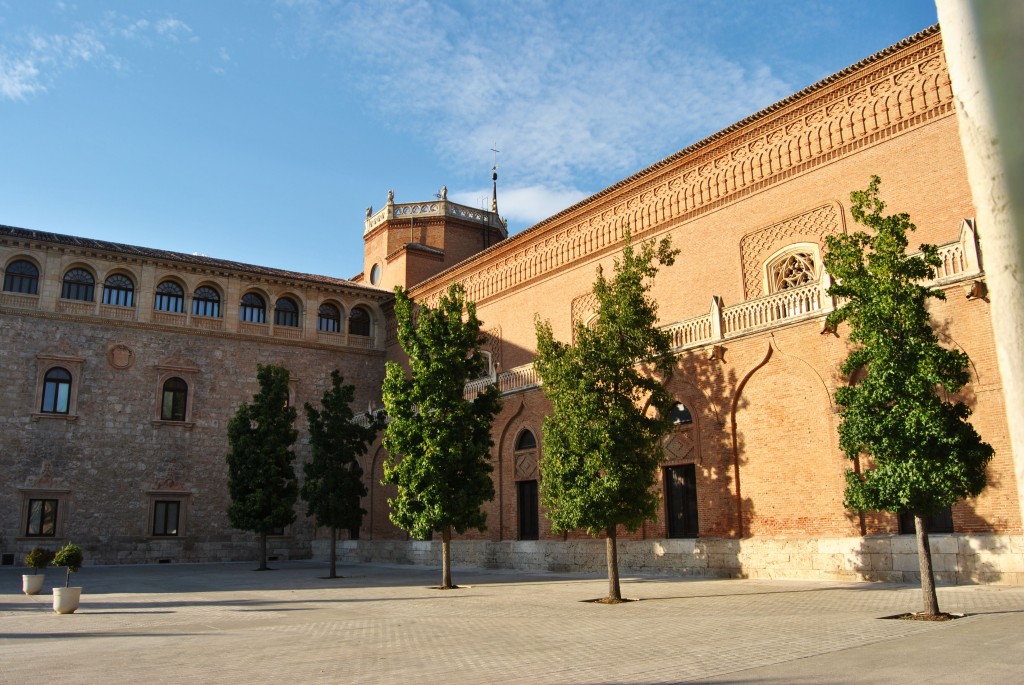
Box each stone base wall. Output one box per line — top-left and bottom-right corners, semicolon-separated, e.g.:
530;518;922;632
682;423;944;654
313;534;1024;586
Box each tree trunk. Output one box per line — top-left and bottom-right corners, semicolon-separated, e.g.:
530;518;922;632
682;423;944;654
915;515;941;615
258;532;268;571
441;526;453;589
329;526;338;579
606;525;621;601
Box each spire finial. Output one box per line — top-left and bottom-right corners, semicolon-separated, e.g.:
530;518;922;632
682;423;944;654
490;144;499;213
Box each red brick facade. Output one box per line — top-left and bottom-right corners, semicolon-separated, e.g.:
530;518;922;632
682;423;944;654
2;26;1020;580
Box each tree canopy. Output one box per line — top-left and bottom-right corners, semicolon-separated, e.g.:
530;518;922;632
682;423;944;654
382;283;501;588
824;176;992;614
534;233;678;601
226;363;299;570
302;370;380;578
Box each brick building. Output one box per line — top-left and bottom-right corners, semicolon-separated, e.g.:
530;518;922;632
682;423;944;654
2;26;1022;583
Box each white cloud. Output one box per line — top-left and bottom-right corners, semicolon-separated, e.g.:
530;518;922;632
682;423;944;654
154;18;193;42
279;0;794;201
0;13;197;101
0;55;42;100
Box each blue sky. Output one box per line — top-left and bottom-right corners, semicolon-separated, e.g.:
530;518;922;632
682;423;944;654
1;1;938;280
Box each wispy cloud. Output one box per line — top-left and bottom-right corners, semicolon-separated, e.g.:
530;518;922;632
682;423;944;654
279;0;794;225
0;13;195;101
154;18;194;42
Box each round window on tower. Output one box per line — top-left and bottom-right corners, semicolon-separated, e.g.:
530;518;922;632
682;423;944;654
370;263;382;285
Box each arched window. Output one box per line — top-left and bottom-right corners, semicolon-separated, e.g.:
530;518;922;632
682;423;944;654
318;303;341;332
161;377;188;422
3;259;39;294
669;403;693;426
767;251;816;292
274;297;300;327
515;429;537;451
154;281;185;313
41;367;72;414
102;274;135;307
348;306;371;336
191;286;221;318
61;268;95;301
240;293;266;323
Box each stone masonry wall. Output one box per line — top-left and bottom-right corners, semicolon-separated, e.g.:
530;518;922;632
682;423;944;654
1;308;385;566
315;534;1024;586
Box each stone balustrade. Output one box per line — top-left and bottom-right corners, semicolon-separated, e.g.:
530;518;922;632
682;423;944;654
463;225;984;398
364;199;502;235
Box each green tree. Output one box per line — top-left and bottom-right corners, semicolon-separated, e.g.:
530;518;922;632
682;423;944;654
302;370;380;579
824;176;993;616
382;283;502;589
226;364;299;571
534;233;678;602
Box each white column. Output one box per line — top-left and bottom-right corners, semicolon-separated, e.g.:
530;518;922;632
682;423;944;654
936;1;1024;526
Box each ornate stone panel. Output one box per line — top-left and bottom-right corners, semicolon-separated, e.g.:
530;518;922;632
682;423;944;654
739;203;843;299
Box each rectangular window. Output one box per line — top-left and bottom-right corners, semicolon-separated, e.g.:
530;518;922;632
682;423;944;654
26;499;58;536
153;500;181;536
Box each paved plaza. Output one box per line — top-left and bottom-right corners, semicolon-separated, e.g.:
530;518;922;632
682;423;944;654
2;561;1022;684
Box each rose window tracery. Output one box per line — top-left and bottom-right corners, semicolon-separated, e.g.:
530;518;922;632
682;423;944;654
769;252;816;292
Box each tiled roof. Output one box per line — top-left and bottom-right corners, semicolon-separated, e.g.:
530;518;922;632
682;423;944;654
0;223;384;294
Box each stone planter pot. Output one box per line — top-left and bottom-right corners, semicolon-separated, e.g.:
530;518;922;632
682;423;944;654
22;574;45;595
53;587;82;614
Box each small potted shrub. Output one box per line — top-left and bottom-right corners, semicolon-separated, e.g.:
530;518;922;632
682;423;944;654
22;547;54;595
51;542;84;614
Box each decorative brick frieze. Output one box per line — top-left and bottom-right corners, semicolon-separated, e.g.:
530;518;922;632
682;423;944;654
411;30;952;307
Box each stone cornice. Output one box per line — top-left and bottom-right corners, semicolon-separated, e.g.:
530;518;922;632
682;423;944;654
410;27;951;307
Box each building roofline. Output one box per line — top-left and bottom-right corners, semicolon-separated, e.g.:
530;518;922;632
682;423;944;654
0;223;387;295
409;24;941;295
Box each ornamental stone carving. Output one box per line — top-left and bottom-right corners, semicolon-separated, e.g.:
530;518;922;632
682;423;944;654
739;203;843;299
413;30;949;310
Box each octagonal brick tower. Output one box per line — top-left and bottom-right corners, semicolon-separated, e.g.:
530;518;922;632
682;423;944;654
357;187;507;293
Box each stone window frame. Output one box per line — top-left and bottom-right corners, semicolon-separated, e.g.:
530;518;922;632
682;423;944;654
3;257;42;295
101;271;136;308
32;354;84;422
761;242;822;295
17;488;70;541
154;278;187;313
348;304;373;337
191;284;223;318
317;301;343;332
152;363;198;429
239;291;268;323
60;265;97;302
146;490;191;539
273;295;302;328
160;377;189;422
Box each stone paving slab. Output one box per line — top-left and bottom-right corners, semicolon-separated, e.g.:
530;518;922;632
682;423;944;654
2;562;1022;684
